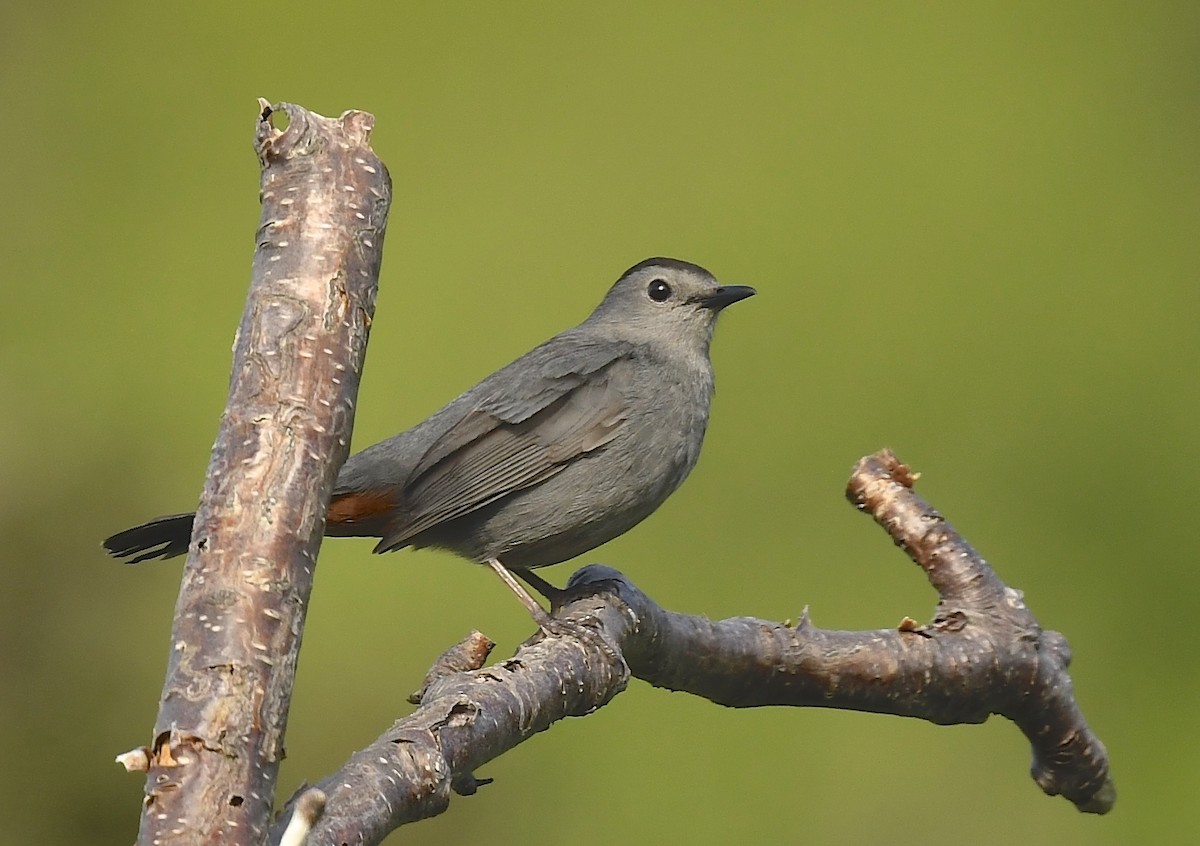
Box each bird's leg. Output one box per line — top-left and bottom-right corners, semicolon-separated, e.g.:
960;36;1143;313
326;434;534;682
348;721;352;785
484;557;555;629
485;559;612;654
517;565;623;662
513;568;568;611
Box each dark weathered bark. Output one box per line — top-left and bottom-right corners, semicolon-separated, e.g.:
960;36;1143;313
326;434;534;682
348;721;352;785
271;623;634;845
271;450;1112;845
133;102;390;846
844;451;1112;811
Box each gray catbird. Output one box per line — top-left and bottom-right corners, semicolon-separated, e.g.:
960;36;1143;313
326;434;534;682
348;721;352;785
104;257;754;618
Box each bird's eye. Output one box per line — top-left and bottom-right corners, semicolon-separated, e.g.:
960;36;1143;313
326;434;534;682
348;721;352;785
647;279;672;302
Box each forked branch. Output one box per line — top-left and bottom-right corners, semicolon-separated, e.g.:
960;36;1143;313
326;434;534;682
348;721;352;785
272;449;1112;845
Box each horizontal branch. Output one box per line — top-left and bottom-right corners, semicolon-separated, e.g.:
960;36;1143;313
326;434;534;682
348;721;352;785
272;449;1113;845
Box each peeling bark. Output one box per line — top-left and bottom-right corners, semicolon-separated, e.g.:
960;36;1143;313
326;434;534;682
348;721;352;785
136;102;390;846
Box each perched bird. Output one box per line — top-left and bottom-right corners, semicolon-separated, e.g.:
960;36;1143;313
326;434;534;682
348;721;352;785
104;258;754;621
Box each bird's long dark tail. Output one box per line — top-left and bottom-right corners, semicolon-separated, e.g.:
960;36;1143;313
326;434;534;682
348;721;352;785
103;513;195;563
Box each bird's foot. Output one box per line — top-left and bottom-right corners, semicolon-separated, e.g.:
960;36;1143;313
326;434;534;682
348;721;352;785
485;558;618;658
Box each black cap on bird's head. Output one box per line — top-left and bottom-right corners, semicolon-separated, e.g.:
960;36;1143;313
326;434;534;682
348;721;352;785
589;258;755;343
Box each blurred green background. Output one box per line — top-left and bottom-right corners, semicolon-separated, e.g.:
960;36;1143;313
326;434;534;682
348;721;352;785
2;2;1195;843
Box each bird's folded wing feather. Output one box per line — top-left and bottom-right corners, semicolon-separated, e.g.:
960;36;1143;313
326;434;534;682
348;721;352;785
376;338;636;550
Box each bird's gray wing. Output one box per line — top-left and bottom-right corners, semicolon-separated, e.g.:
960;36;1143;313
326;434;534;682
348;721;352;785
376;337;636;551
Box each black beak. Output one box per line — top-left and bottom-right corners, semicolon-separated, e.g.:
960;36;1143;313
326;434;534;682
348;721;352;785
696;285;756;310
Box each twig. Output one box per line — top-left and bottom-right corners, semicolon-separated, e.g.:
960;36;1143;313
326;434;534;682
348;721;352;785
277;789;326;846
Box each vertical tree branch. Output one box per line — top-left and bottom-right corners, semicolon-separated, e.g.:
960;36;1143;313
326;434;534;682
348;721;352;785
135;102;391;846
